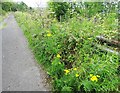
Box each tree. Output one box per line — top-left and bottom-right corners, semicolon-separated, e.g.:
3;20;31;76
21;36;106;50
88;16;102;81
0;1;28;12
48;2;70;21
17;1;28;11
48;1;118;21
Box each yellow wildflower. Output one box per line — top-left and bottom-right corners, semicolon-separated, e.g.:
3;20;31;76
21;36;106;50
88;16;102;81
57;54;61;58
90;75;98;82
64;69;70;75
90;74;93;77
47;33;52;37
73;68;77;71
75;74;79;77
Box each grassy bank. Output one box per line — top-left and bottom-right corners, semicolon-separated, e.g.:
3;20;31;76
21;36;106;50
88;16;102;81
0;8;8;22
15;11;119;92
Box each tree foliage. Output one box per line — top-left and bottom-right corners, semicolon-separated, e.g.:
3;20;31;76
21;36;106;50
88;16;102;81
48;2;70;21
0;1;28;12
48;1;118;21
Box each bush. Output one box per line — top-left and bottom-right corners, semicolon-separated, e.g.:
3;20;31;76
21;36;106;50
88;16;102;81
48;2;70;21
48;2;118;21
0;2;28;12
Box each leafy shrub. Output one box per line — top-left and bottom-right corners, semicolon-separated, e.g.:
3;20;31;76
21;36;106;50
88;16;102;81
0;4;6;16
0;2;28;12
48;2;118;21
48;2;70;21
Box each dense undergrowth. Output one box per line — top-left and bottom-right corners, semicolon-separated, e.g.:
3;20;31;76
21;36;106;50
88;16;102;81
0;8;7;22
15;11;119;92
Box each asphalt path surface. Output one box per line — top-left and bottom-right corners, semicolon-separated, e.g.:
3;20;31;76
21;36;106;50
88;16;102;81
0;18;2;92
2;14;51;91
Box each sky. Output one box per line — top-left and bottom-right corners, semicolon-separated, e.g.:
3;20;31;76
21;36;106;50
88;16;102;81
6;0;119;7
13;0;49;7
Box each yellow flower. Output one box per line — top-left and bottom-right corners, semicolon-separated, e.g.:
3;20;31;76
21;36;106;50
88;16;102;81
90;74;93;77
64;69;70;75
57;54;61;58
90;75;98;82
73;68;77;71
75;74;79;77
47;33;52;37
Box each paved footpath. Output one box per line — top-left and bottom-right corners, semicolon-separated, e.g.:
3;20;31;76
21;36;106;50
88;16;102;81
2;14;51;91
0;17;2;92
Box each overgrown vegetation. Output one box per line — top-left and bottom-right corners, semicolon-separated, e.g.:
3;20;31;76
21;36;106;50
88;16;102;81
0;1;29;12
48;1;118;21
15;1;119;92
0;1;33;22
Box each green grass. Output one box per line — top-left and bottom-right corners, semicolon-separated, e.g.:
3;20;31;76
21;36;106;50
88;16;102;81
0;16;3;22
0;8;8;22
15;11;119;92
0;23;7;30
